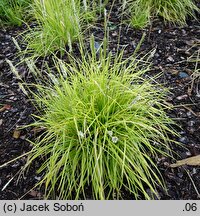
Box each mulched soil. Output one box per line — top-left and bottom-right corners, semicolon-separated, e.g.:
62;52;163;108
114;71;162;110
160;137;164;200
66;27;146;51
0;2;200;199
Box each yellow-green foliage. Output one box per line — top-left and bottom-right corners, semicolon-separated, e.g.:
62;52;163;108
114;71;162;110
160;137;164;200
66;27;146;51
0;0;31;26
24;0;104;56
127;0;199;28
23;40;178;199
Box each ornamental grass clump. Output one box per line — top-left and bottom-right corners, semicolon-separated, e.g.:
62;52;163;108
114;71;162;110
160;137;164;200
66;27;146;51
24;0;101;56
127;0;199;28
24;41;178;199
0;0;31;26
24;0;82;56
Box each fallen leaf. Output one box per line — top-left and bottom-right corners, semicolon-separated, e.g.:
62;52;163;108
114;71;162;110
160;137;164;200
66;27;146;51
29;190;38;197
29;190;42;198
170;155;200;168
13;130;21;139
0;104;11;112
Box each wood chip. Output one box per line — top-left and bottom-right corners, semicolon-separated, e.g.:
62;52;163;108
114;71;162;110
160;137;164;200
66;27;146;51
170;155;200;168
0;104;11;112
13;130;21;139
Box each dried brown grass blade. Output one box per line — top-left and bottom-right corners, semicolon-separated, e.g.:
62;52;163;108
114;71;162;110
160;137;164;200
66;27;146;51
170;155;200;168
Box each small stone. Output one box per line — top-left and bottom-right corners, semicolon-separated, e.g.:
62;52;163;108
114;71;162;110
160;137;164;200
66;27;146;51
111;31;118;37
34;176;42;181
188;121;195;127
178;72;189;79
9;96;18;101
192;168;197;175
20;135;26;140
181;29;187;35
178;136;188;144
180;131;186;135
0;119;3;126
167;56;174;62
186;112;193;117
176;94;188;100
196;94;200;98
185;151;192;156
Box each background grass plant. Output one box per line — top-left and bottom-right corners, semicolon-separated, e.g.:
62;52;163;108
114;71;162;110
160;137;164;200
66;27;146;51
125;0;199;29
0;0;31;26
23;0;105;56
24;0;82;56
21;37;178;199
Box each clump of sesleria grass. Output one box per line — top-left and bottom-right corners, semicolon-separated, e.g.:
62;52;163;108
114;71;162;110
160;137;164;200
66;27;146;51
23;36;178;200
24;0;81;56
24;0;104;56
0;0;31;26
125;0;199;29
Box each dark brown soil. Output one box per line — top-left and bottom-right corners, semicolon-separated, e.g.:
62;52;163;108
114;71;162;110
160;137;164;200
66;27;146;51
0;2;200;199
